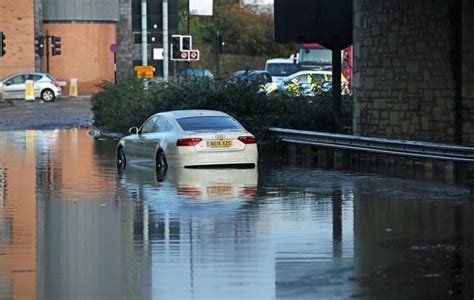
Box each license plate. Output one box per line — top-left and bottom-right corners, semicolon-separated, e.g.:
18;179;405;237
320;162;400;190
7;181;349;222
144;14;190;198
207;140;233;148
207;185;233;196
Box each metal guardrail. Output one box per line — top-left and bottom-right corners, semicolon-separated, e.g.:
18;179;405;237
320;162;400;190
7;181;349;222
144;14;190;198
269;127;474;163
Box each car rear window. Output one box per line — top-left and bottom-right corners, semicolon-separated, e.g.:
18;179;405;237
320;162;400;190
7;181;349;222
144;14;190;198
177;116;242;131
46;74;57;81
266;63;299;77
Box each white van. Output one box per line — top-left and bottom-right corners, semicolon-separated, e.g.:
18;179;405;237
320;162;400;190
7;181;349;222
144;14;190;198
264;58;300;83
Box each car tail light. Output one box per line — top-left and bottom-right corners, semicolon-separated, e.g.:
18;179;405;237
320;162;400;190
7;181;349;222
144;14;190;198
51;81;59;87
177;138;202;146
238;136;257;144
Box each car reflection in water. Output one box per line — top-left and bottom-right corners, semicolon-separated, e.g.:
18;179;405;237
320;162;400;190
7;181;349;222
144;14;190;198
118;164;258;216
171;167;258;202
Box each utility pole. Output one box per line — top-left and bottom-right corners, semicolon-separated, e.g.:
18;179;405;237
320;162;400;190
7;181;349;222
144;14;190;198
186;0;191;69
46;30;50;73
163;0;169;80
141;0;148;66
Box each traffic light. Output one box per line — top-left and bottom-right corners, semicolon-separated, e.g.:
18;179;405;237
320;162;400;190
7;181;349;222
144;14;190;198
170;34;198;61
181;36;191;51
51;35;61;56
35;35;44;57
0;32;6;57
171;35;181;60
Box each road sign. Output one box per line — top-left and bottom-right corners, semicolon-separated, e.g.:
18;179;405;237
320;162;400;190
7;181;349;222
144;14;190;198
180;51;189;59
153;48;164;60
134;66;154;79
189;50;199;61
110;43;118;52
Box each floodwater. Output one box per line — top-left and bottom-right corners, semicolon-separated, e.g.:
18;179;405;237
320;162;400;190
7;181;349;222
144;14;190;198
0;128;473;300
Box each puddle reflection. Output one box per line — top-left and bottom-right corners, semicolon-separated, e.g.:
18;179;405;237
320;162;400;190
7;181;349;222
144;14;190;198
0;129;473;299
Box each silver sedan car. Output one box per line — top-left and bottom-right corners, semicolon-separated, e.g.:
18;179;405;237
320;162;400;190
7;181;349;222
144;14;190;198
0;72;62;101
117;110;258;169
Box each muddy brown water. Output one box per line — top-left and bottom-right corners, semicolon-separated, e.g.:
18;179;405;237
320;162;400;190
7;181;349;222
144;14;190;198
0;129;473;299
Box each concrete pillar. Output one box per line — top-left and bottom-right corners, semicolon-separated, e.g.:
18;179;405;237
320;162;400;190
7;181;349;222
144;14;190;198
25;80;35;101
69;78;78;96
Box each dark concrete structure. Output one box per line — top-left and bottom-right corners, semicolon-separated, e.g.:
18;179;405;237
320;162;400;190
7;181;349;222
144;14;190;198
353;0;474;145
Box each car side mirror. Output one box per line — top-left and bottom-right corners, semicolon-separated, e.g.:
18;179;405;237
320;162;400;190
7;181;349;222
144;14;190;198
4;80;11;86
129;127;139;135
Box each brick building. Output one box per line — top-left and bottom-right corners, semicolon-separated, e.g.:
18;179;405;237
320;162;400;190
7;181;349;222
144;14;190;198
0;0;177;94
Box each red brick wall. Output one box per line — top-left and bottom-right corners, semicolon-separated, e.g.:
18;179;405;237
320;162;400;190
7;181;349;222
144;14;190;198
42;23;117;94
0;0;35;78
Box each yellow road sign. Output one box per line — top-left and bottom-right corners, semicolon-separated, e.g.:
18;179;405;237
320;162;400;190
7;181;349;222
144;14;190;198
134;66;154;79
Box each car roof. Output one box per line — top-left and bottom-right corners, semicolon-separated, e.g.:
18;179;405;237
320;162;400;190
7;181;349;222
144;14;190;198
249;70;269;74
159;109;231;119
8;72;48;76
1;72;49;81
233;70;269;75
266;58;293;64
292;70;332;75
286;70;332;78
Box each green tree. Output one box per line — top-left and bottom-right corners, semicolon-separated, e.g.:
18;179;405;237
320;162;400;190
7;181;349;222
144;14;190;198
179;1;296;58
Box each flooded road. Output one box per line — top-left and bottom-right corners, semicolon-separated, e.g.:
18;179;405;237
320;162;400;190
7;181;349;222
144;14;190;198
0;129;473;299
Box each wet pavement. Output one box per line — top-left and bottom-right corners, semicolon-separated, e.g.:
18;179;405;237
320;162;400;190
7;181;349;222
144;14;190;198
0;129;473;299
0;96;93;130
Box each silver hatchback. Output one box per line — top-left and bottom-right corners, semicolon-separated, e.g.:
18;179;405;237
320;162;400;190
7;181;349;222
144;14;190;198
0;72;62;101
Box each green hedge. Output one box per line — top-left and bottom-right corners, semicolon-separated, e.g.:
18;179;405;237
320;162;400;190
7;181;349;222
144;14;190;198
91;73;353;141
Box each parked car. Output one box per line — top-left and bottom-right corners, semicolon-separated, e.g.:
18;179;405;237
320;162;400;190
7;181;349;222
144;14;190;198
264;58;300;83
116;109;258;169
147;76;165;86
231;70;272;86
0;72;62;101
265;70;334;96
178;68;215;81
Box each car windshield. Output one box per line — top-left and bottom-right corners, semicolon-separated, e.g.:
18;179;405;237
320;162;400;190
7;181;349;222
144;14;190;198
266;63;299;77
298;48;332;64
177;116;242;131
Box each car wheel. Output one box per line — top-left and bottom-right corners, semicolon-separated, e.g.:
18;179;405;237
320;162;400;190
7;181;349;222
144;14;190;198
156;151;167;171
41;89;55;102
117;147;127;169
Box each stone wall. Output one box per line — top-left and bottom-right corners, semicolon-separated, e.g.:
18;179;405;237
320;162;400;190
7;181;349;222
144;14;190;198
462;0;474;144
117;0;143;78
353;0;474;145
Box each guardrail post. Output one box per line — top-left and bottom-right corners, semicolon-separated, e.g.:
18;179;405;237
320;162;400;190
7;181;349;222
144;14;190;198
335;150;344;170
445;161;455;184
318;148;328;168
424;160;434;180
289;144;297;165
303;146;314;167
389;157;397;176
368;154;377;173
